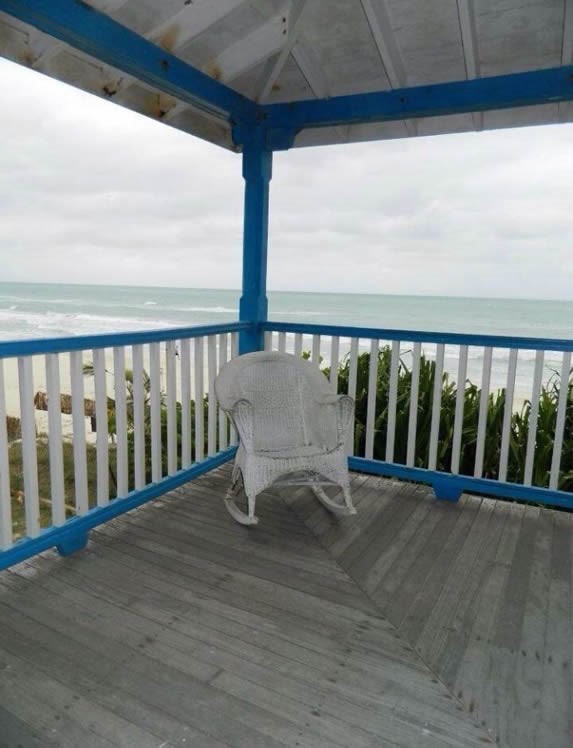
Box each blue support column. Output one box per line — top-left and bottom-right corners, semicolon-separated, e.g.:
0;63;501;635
238;129;273;354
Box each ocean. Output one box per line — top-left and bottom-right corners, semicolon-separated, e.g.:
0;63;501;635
1;281;572;341
0;281;572;404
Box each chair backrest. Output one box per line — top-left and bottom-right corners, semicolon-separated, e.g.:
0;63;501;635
215;351;335;452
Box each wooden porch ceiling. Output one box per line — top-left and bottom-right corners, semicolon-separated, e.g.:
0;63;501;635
0;1;572;150
0;465;571;746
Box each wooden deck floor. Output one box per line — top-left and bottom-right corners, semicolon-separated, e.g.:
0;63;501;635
0;466;570;747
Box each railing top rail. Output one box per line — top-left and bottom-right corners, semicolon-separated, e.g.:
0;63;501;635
0;321;247;359
264;321;573;352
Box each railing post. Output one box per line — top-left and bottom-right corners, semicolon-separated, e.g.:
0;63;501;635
238;127;272;354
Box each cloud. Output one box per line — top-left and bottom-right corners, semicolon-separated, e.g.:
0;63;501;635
0;57;572;299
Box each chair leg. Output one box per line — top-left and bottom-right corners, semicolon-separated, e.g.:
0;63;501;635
312;484;356;516
223;479;259;526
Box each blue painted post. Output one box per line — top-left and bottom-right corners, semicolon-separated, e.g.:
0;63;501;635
239;128;272;354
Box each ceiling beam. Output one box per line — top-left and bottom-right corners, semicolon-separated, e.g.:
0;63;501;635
0;0;257;124
263;65;573;130
360;0;416;136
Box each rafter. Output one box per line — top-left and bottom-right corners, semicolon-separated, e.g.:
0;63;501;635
360;0;416;136
563;0;573;64
257;0;309;102
0;0;256;124
456;0;483;130
206;9;289;84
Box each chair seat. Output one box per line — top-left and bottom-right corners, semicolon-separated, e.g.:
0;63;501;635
255;443;335;459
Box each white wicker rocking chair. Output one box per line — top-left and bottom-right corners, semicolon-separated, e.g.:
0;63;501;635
215;351;357;526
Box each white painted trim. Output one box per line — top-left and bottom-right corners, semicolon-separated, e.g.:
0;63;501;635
347;337;359;456
166;340;178;476
329;336;340;392
194;338;205;463
218;334;229;451
93;348;110;506
207;336;217;456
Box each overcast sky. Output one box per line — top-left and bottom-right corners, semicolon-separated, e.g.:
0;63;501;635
1;57;572;299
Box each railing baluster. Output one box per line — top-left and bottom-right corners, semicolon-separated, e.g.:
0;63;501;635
474;346;493;478
194;337;204;462
549;350;571;490
207;335;217;457
428;344;445;470
365;339;379;460
524;349;545;486
311;334;321;366
70;351;89;514
18;357;40;536
0;360;12;549
294;332;303;357
386;339;400;463
180;338;192;469
113;347;128;497
450;345;468;474
229;333;238;446
149;342;162;483
218;334;228;450
278;331;287;353
166;340;177;476
499;348;518;482
406;342;421;468
329;336;340;392
347;337;359;455
46;353;65;523
264;331;272;350
131;345;145;491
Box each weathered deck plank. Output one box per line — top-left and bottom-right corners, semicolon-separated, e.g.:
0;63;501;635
282;473;573;748
0;467;494;748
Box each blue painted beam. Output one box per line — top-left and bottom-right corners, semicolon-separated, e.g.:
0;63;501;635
0;321;249;359
262;65;573;131
239;128;272;354
0;0;257;125
263;321;573;353
349;457;573;511
0;448;236;571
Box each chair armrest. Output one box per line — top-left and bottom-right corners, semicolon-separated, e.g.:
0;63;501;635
229;399;255;451
317;394;354;445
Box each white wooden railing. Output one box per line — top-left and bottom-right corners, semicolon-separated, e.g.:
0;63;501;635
0;323;242;556
264;322;573;507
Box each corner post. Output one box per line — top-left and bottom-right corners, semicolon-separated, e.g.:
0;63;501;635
238;127;273;354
